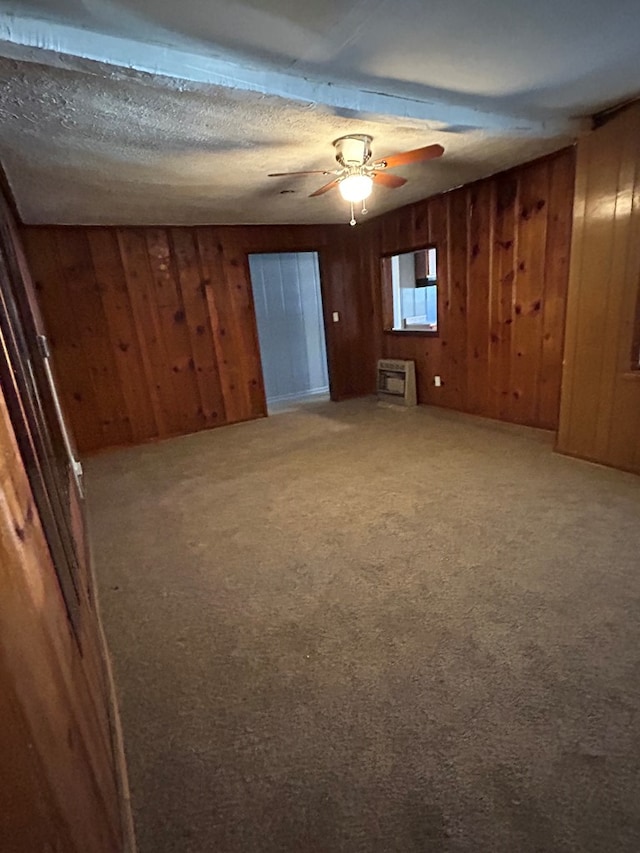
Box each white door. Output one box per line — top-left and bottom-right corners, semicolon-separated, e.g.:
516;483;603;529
249;252;329;408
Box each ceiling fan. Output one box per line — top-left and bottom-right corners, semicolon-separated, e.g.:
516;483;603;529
268;134;444;225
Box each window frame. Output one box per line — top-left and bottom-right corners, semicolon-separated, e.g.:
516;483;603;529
380;244;439;337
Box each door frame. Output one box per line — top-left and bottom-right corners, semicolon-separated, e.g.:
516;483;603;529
245;247;336;405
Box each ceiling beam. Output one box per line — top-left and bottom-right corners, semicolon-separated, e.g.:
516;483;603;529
0;13;577;138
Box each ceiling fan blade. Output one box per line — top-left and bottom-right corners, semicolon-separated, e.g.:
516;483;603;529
372;172;407;189
309;179;340;198
268;170;331;177
372;143;444;170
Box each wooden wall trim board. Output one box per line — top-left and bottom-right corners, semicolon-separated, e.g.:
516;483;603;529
357;147;577;430
21;223;371;454
557;103;640;474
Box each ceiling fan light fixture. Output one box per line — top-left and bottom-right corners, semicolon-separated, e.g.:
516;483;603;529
339;173;373;203
267;136;443;225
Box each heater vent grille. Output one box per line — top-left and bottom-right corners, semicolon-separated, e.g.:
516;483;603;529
377;359;417;406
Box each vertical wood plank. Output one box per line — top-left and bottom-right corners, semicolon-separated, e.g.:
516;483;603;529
169;228;227;427
490;173;518;421
196;227;252;422
225;232;268;419
366;221;385;376
193;227;237;422
425;194;447;404
538;152;575;430
511;160;550;425
412;200;430;249
52;229;132;449
116;227;176;439
145;227;204;435
592;124;638;457
557;139;590;453
466;183;492;416
561;127;620;455
445;188;469;411
85;229;159;443
601;109;640;470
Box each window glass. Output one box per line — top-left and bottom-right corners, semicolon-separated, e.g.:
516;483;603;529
383;247;438;333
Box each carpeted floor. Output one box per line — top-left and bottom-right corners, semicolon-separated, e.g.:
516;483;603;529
86;399;640;853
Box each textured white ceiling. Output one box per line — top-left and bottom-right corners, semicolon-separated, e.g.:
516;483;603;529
0;0;638;224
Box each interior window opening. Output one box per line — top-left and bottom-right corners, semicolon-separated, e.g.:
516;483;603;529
383;247;438;333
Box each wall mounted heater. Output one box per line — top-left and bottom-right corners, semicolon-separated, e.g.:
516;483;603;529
377;359;417;406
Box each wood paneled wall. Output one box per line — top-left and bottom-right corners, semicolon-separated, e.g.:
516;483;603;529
358;147;576;429
0;192;129;850
21;224;372;453
557;104;640;473
21;151;575;453
0;384;126;851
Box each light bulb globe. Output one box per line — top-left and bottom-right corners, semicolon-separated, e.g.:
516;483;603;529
339;174;373;203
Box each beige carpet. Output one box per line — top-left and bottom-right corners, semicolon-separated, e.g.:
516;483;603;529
86;399;640;853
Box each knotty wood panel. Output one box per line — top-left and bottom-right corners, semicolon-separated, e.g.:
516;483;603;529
0;189;129;851
490;171;517;420
21;224;360;453
557;103;640;474
361;147;576;430
466;181;492;416
0;378;125;852
321;226;378;399
21;153;574;451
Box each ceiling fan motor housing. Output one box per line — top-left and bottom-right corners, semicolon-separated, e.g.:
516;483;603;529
333;134;373;168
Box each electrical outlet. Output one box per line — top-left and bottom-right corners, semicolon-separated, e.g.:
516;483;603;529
332;311;340;322
434;375;442;387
